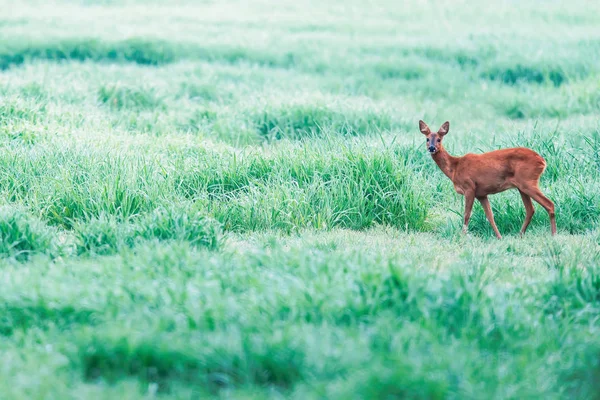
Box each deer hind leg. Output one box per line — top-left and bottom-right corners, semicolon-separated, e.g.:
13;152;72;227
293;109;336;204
478;196;502;239
462;192;475;234
518;190;535;236
520;184;556;235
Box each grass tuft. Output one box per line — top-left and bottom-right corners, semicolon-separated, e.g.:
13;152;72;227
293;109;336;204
79;331;305;392
0;38;177;70
98;85;164;111
482;64;569;87
0;303;97;336
74;208;221;255
253;104;392;140
0;206;62;261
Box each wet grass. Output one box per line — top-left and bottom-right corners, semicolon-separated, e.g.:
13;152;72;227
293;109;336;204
1;0;600;398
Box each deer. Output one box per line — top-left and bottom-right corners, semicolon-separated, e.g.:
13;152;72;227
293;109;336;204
419;120;556;239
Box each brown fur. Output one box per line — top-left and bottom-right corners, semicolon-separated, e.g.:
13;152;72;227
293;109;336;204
419;120;556;239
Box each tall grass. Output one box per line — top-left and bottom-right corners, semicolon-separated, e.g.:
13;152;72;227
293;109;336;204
1;0;600;398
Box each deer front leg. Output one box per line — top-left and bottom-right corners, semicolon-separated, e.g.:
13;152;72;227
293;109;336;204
462;191;475;235
478;196;502;239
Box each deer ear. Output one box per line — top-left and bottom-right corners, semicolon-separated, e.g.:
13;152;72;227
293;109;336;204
438;121;449;136
419;120;431;135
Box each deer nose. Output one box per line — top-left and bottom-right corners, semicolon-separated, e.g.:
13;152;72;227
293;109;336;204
428;145;436;152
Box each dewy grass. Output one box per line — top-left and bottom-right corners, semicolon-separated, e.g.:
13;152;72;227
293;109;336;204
73;207;221;256
0;205;63;261
0;0;600;398
0;38;178;70
252;104;393;140
0;38;298;71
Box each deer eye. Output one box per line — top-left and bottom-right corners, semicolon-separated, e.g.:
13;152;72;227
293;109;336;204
437;138;441;143
426;138;430;142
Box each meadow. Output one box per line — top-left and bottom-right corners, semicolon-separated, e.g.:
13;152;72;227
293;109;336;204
1;0;600;398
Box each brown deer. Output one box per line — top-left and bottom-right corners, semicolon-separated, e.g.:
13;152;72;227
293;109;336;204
419;120;556;239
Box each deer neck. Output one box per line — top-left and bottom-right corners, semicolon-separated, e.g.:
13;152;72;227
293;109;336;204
432;146;459;181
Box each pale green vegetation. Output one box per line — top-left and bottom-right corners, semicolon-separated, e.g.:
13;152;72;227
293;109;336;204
1;0;600;398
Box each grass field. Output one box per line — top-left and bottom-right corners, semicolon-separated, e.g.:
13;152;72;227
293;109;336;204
1;0;600;398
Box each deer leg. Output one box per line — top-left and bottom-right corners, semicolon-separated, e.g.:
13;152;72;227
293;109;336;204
520;185;556;236
478;196;502;239
462;192;475;234
518;190;535;236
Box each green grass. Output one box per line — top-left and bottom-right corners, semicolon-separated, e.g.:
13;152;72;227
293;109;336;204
1;0;600;398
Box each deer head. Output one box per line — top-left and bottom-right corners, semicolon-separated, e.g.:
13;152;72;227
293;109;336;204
419;120;449;155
